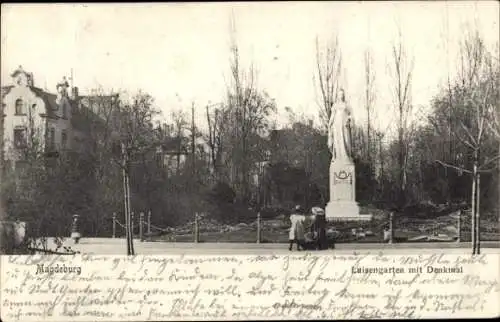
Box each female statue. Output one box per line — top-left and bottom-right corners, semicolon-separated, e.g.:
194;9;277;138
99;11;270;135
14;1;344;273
327;89;353;162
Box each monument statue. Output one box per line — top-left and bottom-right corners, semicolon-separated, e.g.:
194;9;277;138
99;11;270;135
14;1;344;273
56;76;70;105
327;89;353;162
325;88;372;222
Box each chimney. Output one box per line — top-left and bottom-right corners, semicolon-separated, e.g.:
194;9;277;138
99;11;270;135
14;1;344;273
71;87;79;100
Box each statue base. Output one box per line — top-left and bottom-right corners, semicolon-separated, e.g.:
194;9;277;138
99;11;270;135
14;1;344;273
325;201;372;222
325;159;373;222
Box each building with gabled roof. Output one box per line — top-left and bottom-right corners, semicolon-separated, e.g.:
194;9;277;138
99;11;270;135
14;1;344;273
1;66;118;171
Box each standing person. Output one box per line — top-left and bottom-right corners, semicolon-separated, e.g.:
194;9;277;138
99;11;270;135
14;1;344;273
311;207;328;250
289;205;306;251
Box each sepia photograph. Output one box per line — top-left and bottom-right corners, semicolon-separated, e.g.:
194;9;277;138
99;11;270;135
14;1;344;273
1;2;499;320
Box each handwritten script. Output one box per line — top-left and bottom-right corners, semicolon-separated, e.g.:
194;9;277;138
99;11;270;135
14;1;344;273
1;253;499;320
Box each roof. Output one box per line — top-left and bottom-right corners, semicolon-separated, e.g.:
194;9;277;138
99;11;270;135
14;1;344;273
71;93;121;133
30;86;61;119
2;81;122;131
1;86;14;100
10;66;26;77
159;136;189;154
1;85;60;119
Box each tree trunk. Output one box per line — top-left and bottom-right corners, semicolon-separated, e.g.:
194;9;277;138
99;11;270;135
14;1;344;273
0;104;5;225
122;143;129;254
191;103;196;178
476;172;480;255
399;129;406;209
378;139;385;200
126;161;134;255
471;154;477;255
122;143;134;255
177;150;181;174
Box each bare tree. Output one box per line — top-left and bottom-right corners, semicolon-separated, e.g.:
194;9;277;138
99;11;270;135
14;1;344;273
364;48;376;163
388;27;415;209
488;60;500;213
314;34;343;131
485;45;500;214
435;27;499;254
89;91;160;255
78;89;124;233
373;129;387;182
190;102;196;177
81;88;121;184
225;14;276;203
170;110;189;174
206;102;229;183
359;47;378;198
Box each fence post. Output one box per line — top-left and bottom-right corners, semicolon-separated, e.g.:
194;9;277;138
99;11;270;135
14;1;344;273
389;212;394;244
257;212;261;244
71;214;81;244
139;212;144;242
456;210;461;243
194;212;199;243
131;212;135;239
147;210;151;235
112;212;116;238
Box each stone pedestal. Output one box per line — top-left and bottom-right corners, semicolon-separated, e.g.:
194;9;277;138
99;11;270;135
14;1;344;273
71;214;81;244
325;159;372;222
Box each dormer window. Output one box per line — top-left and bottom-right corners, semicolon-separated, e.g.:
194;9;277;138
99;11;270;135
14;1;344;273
15;99;25;115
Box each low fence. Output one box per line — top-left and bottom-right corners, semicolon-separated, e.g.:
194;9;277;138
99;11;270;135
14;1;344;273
111;211;270;243
389;209;498;243
108;208;497;244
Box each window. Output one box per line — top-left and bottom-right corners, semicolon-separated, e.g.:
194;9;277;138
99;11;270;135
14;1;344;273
155;150;164;168
61;130;68;148
15;99;25;115
13;127;27;148
49;128;56;150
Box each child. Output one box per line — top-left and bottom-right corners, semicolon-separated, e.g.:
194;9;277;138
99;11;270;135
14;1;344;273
288;205;306;251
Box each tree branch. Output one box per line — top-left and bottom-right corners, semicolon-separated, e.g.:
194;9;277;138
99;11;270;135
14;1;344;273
479;154;500;170
478;167;498;173
487;120;500;139
435;160;472;174
454;129;476;150
459;120;478;147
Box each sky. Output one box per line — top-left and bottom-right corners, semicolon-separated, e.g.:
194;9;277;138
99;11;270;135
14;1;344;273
1;2;499;133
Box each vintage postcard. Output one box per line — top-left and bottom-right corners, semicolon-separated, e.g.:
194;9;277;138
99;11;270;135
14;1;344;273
1;1;499;320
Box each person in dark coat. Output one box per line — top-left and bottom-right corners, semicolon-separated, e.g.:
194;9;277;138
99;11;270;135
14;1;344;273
311;207;328;250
